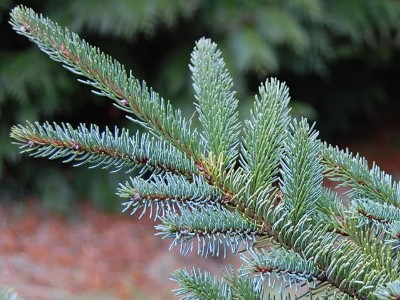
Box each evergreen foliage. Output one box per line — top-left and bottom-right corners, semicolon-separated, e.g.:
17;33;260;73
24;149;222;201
9;5;400;299
2;0;400;208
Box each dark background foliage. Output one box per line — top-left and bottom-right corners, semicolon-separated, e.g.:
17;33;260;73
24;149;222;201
2;0;400;212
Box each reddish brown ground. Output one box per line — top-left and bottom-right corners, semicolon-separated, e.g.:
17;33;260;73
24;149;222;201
2;124;400;300
0;201;238;299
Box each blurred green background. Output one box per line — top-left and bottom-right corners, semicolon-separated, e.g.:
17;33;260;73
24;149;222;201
1;0;400;213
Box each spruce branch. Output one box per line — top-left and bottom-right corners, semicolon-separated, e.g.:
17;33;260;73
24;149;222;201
8;5;240;206
9;5;400;299
223;267;264;300
342;219;398;282
353;198;400;224
9;6;204;161
241;248;323;290
279;119;323;222
240;78;290;198
323;242;375;298
308;285;354;300
322;145;400;207
190;38;240;168
10;121;196;176
171;267;264;300
315;188;347;234
266;214;378;298
156;207;263;257
318;235;398;299
268;215;337;270
171;268;229;300
118;174;225;219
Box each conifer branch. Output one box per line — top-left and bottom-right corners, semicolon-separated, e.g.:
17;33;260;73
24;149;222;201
190;38;240;168
9;6;204;161
118;174;224;219
308;285;354;300
322;235;393;298
9;5;400;299
172;267;263;300
279;119;323;222
156;207;263;257
223;269;264;300
240;78;290;198
171;268;229;300
268;215;337;270
342;219;398;282
10;122;196;176
267;214;376;298
9;5;240;208
315;188;347;233
353;198;400;224
322;145;400;207
241;248;323;289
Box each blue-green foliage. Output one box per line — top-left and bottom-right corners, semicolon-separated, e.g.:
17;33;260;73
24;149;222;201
279;119;323;222
241;248;321;290
8;5;400;299
12;121;196;175
171;268;230;300
3;0;400;207
240;78;290;202
156;207;260;257
118;174;222;219
190;38;240;167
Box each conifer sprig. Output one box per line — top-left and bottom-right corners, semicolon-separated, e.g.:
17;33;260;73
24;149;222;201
323;145;400;207
9;6;203;161
190;38;240;168
315;188;346;233
171;268;230;300
223;268;265;300
9;5;242;205
118;174;224;219
340;222;398;293
10;121;196;176
241;248;322;288
384;222;400;251
240;78;290;196
279;119;323;222
352;198;400;224
262;214;373;298
156;208;262;257
171;267;263;300
9;5;400;299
